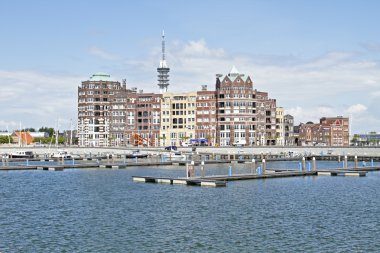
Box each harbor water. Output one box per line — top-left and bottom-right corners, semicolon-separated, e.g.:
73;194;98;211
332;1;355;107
1;161;379;252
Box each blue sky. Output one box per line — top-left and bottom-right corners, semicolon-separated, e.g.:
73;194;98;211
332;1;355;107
1;0;380;133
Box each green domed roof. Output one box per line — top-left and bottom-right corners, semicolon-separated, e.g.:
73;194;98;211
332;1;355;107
89;72;115;81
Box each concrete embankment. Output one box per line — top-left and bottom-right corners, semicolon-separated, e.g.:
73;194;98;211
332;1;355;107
192;146;380;157
0;145;379;157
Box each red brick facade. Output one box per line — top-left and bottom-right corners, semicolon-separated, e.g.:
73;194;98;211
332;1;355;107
299;116;349;146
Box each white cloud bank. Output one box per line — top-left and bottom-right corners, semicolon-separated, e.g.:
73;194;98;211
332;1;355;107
1;39;380;134
128;39;380;133
0;70;84;130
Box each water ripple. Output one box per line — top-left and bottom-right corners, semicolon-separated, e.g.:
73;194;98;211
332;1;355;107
0;162;379;252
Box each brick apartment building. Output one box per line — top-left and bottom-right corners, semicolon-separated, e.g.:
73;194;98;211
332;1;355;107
78;73;127;147
215;67;257;146
124;90;162;147
78;69;282;147
77;32;286;147
299;116;349;146
195;85;217;146
320;116;350;146
255;91;277;145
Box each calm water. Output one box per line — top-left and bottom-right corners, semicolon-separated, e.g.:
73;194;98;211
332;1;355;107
1;161;379;252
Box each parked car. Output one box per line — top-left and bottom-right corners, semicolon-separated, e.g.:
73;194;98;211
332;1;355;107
165;145;177;151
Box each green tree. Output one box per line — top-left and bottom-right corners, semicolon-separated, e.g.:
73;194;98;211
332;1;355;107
38;127;55;137
0;136;11;144
33;136;65;144
23;128;36;132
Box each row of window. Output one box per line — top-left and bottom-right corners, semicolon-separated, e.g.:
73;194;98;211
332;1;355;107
197;125;216;130
112;119;125;123
162;110;196;115
197;118;216;122
81;83;120;89
79;90;115;96
219;109;255;114
197;95;215;100
220;117;256;122
220;124;256;130
218;94;254;99
162;125;195;130
220;132;256;138
197;110;215;114
219;101;256;107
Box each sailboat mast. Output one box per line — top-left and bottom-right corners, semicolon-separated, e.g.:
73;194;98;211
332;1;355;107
70;118;73;146
6;125;10;145
55;119;59;148
19;122;21;147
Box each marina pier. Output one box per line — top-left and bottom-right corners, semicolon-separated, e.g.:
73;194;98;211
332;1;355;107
2;148;380;187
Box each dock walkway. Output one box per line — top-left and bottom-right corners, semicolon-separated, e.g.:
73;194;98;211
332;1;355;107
132;171;317;188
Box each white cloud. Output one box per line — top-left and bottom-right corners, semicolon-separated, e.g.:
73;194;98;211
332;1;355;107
0;70;84;130
346;104;367;114
2;38;379;134
285;106;340;124
121;38;380;133
301;51;354;70
179;39;225;58
0;120;18;129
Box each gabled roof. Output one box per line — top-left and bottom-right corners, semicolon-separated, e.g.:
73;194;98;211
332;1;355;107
15;132;33;145
229;65;239;75
219;66;251;83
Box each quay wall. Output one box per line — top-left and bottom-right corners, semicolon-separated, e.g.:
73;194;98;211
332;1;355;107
0;145;379;156
193;146;380;156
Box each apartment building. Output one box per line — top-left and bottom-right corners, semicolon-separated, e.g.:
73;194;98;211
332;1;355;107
215;66;257;146
124;90;162;147
109;79;127;146
299;116;349;146
320;116;349;146
299;123;329;146
195;86;217;146
78;68;285;147
255;91;277;145
276;107;285;146
284;114;295;146
160;92;197;146
78;72;126;147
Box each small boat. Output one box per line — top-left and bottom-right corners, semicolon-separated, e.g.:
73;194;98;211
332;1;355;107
162;151;186;161
125;150;148;159
50;150;72;159
10;151;34;159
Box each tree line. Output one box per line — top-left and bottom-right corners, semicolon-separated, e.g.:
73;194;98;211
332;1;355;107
0;127;78;144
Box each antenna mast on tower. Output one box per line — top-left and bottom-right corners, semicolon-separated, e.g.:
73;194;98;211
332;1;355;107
157;30;170;93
